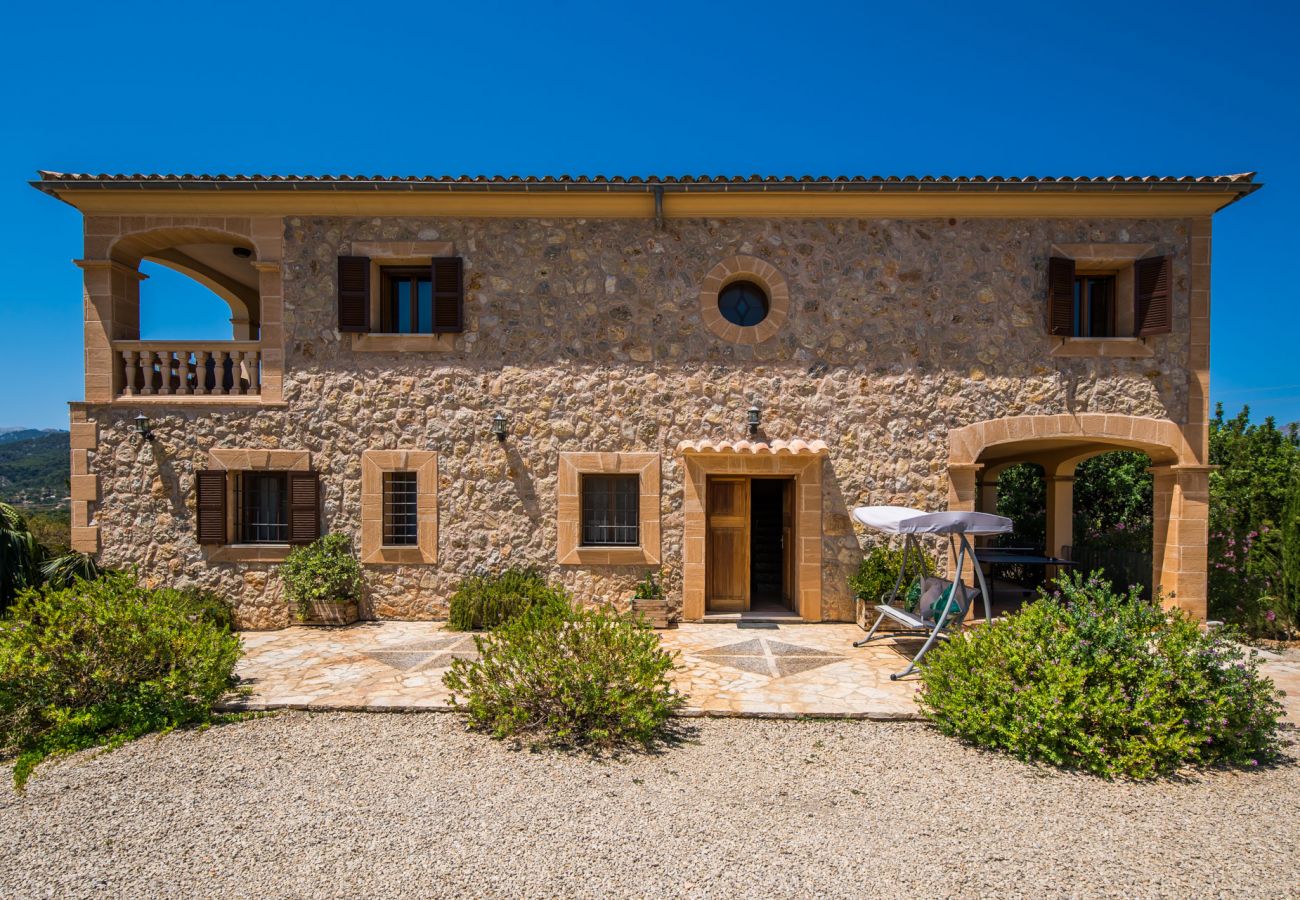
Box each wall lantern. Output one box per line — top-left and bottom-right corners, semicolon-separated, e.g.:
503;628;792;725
747;402;762;436
134;413;154;442
491;412;509;442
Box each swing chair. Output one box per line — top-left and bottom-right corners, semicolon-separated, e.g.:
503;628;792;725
850;506;1013;680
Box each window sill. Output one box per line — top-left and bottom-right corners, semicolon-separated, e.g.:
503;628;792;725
205;543;292;563
362;545;435;565
350;332;457;352
1050;337;1155;359
559;545;659;566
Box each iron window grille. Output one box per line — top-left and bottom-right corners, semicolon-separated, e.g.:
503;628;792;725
383;471;419;546
580;474;640;547
236;472;288;543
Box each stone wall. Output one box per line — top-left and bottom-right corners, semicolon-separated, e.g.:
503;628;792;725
85;215;1193;628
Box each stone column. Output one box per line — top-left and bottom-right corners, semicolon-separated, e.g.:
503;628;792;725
74;259;145;402
1150;464;1213;620
947;464;982;586
1045;475;1075;560
250;216;285;404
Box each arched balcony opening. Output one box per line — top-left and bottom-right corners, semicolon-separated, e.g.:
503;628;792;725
99;228;266;399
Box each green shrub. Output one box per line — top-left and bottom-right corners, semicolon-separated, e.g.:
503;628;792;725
0;572;242;787
849;543;934;605
174;586;236;633
447;567;570;631
444;598;682;748
918;571;1286;779
280;534;363;614
633;570;662;600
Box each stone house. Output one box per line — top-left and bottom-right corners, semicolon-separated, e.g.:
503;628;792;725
33;172;1258;629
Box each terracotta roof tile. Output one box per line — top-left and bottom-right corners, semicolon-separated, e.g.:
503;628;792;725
31;171;1260;194
677;438;830;457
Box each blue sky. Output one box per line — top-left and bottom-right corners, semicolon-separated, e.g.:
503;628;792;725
0;0;1296;429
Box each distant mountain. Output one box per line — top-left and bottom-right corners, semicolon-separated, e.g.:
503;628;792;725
0;428;63;445
0;430;69;508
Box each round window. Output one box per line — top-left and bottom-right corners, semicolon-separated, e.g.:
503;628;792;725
717;280;770;327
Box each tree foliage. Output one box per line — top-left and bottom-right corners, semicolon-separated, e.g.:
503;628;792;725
0;502;43;611
1207;404;1300;636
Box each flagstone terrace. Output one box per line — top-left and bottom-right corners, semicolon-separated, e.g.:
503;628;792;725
225;622;923;719
225;621;1300;724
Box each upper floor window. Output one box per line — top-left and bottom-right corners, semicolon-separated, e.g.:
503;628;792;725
338;255;464;335
580;474;640;547
1048;255;1171;339
718;280;771;327
1074;274;1116;338
381;268;435;334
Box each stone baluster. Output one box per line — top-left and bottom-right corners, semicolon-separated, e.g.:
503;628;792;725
158;350;173;395
196;350;211;396
250;349;262;394
182;351;195;395
121;350;137;397
231;350;245;395
139;351;155;396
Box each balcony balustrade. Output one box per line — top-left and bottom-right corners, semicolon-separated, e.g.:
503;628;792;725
112;341;262;399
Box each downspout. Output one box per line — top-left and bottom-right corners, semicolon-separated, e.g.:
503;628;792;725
653;185;664;231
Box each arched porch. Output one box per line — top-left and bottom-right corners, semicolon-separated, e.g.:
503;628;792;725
75;218;284;403
949;414;1213;619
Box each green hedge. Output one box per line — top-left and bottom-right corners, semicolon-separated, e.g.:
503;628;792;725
918;571;1285;779
447;567;570;631
444;597;682;748
849;544;934;605
0;572;241;787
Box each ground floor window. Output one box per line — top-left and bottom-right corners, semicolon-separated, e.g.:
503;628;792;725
383;471;419;546
580;474;640;546
237;472;288;543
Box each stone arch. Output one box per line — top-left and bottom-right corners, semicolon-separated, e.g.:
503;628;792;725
948;413;1195;469
110;226;262;336
947;413;1211;620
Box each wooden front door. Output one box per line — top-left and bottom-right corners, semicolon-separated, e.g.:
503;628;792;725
706;477;749;611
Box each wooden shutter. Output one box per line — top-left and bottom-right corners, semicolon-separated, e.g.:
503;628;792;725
1047;257;1076;336
195;470;227;545
337;256;371;333
1134;255;1172;336
431;256;464;333
287;471;321;545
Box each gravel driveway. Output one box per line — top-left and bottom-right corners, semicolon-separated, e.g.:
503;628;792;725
1;713;1296;899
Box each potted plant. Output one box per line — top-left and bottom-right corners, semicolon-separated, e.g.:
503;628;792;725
630;570;673;629
280;533;364;625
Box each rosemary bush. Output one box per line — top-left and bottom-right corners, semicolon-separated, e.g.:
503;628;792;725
447;567;570;631
444;598;682;748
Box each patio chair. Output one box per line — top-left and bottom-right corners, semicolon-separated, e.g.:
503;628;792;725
850;507;1011;679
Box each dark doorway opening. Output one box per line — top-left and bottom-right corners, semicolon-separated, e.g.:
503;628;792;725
750;478;793;613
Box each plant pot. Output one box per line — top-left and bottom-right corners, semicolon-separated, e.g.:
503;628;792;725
298;599;360;626
631;596;674;629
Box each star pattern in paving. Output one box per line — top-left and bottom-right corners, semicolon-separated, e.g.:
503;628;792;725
362;636;479;672
694;637;845;678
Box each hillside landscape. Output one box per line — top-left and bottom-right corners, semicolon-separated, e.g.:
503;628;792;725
0;427;69;509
